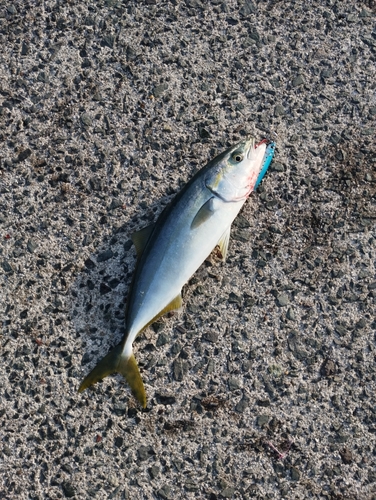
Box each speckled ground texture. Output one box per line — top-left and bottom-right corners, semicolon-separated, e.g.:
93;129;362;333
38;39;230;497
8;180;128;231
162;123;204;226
0;0;375;499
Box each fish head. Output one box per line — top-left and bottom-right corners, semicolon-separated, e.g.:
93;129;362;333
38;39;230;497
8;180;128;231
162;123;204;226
205;137;268;202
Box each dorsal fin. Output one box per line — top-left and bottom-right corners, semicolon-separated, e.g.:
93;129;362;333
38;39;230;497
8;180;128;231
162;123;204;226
217;225;231;261
131;224;155;258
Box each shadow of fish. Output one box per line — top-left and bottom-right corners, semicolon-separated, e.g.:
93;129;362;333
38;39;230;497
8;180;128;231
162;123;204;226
79;137;276;407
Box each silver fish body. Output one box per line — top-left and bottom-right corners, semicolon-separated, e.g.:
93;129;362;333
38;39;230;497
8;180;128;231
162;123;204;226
79;137;274;406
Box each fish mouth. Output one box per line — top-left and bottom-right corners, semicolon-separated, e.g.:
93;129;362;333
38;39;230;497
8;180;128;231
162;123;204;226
255;138;270;149
245;137;272;159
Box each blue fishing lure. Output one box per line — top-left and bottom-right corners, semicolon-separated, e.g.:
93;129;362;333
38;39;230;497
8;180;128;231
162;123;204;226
255;140;276;189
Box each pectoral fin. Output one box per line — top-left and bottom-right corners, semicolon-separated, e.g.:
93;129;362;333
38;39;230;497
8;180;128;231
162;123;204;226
191;197;218;229
131;224;155;258
217;225;231;261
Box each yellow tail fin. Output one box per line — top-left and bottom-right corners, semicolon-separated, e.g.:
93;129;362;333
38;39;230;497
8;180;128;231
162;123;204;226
78;345;147;408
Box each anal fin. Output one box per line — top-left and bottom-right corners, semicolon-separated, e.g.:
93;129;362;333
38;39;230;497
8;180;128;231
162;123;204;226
143;294;183;331
217;225;231;261
159;294;183;316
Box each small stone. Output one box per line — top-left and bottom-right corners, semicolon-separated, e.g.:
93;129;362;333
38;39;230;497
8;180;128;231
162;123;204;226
206;358;215;374
7;5;17;15
290;466;301;481
184;478;199;492
228;292;242;306
62;481;76;498
84;258;96;269
335;149;346;162
155;393;176;405
101;35;115;48
198;126;210;138
113;404;127;416
367;471;376;483
257;414;270;427
228;377;241;391
138;445;154;461
321;69;333;79
109;198;123;210
156;485;172;500
321;358;336;377
1;261;14;274
126;46;138;60
99;283;111;295
344;292;358;302
328;295;339;305
38;404;46;414
128;408;137;418
153;84;168;98
256;399;270;407
274;105;285;116
360;8;371;17
268;225;282;234
221;487;236;498
202;331;218;343
27;239;37;253
233;214;250;229
239;0;257;17
170;342;182;355
156;333;169;346
276;293;289;307
97;249;114;262
37;71;49;83
172;359;188;381
292;75;304;87
109;278;120;289
244;296;255;308
249;29;260;42
17;149;32;162
286;307;296;320
265;199;278;210
235;394;249;413
336;433;349;444
114;436;124;448
81;113;92;126
226;17;239;26
271;77;281;88
188;303;200;314
354;318;366;330
335;324;347;336
148;466;160;479
329;133;341;145
232;229;250;242
270;161;285;172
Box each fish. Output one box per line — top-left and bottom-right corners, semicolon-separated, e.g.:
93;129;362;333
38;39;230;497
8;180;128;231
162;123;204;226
79;137;276;407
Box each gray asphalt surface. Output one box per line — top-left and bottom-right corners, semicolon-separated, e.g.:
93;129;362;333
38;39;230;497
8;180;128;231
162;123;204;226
0;1;375;499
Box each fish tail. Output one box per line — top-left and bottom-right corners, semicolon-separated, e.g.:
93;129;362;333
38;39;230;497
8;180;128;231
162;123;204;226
78;344;147;408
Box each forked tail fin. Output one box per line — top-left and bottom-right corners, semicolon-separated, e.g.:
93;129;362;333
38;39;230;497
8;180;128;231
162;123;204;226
78;344;147;408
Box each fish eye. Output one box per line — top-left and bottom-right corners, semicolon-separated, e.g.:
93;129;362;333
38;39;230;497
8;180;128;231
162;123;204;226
232;151;244;163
